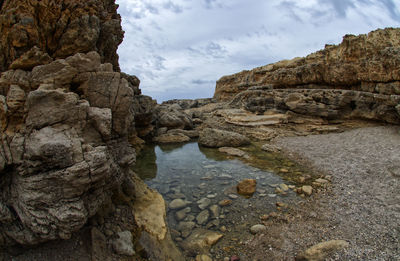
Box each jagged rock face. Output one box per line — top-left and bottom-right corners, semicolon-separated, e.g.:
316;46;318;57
0;0;123;72
214;28;400;101
0;51;139;246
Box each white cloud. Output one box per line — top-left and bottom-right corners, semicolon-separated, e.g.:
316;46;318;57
116;0;400;102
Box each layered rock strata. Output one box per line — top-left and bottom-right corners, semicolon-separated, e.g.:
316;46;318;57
214;28;400;124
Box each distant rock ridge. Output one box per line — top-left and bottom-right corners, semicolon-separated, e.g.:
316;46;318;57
215;28;400;100
214;28;400;124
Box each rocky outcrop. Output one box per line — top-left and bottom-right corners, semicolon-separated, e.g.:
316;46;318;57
0;51;139;246
215;28;400;100
230;88;400;124
198;128;250;148
154;103;193;130
0;0;123;72
214;28;400;124
0;0;160;249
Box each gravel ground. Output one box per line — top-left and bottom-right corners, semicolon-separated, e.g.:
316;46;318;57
263;126;400;260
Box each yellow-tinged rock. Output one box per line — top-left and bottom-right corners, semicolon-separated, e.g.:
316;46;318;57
132;175;167;241
296;240;349;261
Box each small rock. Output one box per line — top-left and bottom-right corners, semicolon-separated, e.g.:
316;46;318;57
279;183;289;191
175;207;191;221
170;199;190;209
296;240;349;261
237;179;257;197
230;256;240;261
207;193;217;199
218;147;248;157
178;221;196;238
196;254;213;261
197;198;212;210
209;205;220;218
218;174;233;180
112;231;135;256
315;178;329;184
229;194;238;199
261;143;280;153
220;225;227;232
302;185;313;196
276;202;288;208
219;199;232;206
185;215;196;222
250;224;267;234
196;210;210;225
279;168;289;173
181;228;223;253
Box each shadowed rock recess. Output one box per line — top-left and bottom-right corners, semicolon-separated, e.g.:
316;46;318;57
215;28;400;124
0;0;181;259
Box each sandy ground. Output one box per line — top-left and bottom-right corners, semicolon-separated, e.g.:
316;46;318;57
246;126;400;260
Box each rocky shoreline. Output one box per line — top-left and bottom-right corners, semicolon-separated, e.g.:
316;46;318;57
0;0;399;260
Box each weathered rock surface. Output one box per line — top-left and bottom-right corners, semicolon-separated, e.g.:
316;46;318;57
155;103;193;130
215;28;400;100
112;231;135;256
0;0;123;72
132;174;184;261
199;128;250;148
213;28;400;124
153;133;190;143
0;51;144;245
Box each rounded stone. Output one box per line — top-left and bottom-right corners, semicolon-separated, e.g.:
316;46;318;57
250;224;267;234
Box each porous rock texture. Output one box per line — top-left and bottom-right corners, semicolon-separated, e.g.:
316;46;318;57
0;0;123;72
0;0;156;248
214;28;400;124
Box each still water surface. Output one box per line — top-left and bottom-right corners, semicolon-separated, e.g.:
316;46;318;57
134;142;302;258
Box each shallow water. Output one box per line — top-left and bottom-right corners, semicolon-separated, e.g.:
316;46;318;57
134;142;304;258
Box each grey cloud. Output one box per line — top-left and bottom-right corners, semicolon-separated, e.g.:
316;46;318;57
205;42;227;58
145;3;159;15
163;1;183;13
278;1;304;22
149;55;166;71
381;0;400;22
326;0;355;17
191;79;214;85
188;42;227;58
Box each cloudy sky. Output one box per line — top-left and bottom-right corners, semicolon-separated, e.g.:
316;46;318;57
115;0;400;102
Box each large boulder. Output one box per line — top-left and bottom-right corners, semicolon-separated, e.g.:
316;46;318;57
155;104;193;130
198;128;250;148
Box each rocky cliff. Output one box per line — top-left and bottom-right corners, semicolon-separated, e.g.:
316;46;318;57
214;28;400;124
0;0;160;254
0;0;123;72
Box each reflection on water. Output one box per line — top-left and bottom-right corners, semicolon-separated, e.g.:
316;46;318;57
134;142;301;258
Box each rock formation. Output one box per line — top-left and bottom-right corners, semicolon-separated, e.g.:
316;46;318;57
0;0;123;72
0;0;158;254
214;28;400;124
